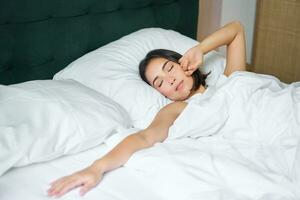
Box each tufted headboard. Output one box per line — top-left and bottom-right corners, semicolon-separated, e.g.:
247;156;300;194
0;0;199;85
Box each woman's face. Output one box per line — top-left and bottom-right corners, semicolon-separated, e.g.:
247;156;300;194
145;57;194;101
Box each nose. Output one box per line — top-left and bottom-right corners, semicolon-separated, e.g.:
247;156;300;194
166;76;175;85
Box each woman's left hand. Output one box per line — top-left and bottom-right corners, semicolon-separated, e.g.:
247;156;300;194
179;45;204;76
47;164;104;198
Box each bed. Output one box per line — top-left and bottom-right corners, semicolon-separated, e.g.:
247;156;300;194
1;0;300;200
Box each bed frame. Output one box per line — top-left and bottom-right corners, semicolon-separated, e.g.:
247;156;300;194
0;0;199;85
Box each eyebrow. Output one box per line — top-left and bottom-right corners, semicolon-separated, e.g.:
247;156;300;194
152;60;170;86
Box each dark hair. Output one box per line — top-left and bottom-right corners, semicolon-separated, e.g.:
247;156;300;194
139;49;210;91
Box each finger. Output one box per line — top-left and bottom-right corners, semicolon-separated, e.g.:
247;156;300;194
195;60;203;68
48;182;67;196
188;62;200;70
188;71;194;76
178;57;183;64
80;182;95;196
180;59;189;71
50;176;66;186
187;64;197;72
49;177;77;196
185;70;194;76
48;178;69;196
184;71;190;76
55;179;83;197
179;55;188;64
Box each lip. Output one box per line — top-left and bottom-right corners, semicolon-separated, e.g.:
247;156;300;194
176;80;184;91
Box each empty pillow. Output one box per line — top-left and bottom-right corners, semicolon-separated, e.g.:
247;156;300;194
0;79;131;176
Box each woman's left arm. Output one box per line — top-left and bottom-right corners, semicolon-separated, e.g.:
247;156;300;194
47;101;186;197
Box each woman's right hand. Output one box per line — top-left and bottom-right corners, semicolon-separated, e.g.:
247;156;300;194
179;45;204;76
47;164;104;198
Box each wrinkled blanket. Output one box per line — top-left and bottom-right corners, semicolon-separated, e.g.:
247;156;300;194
169;71;300;143
125;72;300;200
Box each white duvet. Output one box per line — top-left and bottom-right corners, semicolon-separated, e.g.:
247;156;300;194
1;72;300;200
169;71;300;141
126;71;300;199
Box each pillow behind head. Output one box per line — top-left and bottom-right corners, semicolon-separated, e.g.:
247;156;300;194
54;28;225;128
0;80;131;176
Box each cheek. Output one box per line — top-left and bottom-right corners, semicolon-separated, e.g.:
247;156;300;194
159;87;174;98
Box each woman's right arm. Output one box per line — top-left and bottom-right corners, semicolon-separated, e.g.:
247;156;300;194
47;101;187;197
179;21;246;76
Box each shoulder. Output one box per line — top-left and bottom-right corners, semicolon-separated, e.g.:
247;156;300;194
161;101;187;116
165;101;187;109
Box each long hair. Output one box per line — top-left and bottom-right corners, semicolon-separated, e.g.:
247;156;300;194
139;49;209;91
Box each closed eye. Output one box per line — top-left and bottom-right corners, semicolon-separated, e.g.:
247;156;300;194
158;80;163;87
168;65;174;72
154;78;163;88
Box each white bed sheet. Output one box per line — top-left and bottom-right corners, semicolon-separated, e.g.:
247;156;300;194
1;131;299;200
0;139;163;200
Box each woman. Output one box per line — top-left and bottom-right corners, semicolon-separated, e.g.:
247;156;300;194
47;21;246;197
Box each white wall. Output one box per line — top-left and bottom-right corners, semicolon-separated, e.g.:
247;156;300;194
219;0;257;63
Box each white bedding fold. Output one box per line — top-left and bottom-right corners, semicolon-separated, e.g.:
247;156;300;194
1;129;299;199
125;137;300;199
168;72;300;143
124;72;300;199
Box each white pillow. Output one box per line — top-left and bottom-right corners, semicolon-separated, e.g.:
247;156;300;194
0;80;131;176
54;28;225;129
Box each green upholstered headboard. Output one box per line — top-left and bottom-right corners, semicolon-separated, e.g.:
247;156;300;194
0;0;199;85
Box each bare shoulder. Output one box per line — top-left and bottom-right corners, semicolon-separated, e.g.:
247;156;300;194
144;101;187;144
152;101;187;125
161;101;187;116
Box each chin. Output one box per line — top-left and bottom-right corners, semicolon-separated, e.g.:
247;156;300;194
173;95;188;101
